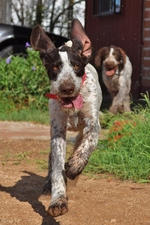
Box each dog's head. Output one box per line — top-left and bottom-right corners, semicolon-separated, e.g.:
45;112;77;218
95;46;126;76
30;19;91;109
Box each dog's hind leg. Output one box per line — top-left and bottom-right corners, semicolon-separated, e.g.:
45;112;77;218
109;84;127;114
42;152;52;195
123;94;131;112
43;151;68;196
123;79;131;112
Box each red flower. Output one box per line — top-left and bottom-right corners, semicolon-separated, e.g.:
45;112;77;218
108;120;136;143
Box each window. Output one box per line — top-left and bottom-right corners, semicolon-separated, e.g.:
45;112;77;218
93;0;122;16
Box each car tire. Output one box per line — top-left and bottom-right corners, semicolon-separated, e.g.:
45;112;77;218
0;45;27;58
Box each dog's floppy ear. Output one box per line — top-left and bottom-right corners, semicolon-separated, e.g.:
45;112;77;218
95;47;107;67
117;47;126;66
30;25;55;53
71;19;91;59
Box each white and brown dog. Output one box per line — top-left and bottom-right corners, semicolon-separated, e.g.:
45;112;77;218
31;19;102;217
95;45;132;114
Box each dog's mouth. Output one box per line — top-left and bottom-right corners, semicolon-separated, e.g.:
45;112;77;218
45;73;87;109
105;67;117;76
60;94;83;109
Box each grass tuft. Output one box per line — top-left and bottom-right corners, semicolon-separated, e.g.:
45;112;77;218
85;93;150;182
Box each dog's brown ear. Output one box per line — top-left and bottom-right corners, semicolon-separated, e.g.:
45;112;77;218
95;47;107;67
117;47;126;66
30;25;55;53
71;19;91;59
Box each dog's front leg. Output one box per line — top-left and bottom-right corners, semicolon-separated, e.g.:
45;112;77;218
47;106;68;217
65;119;100;180
110;84;127;114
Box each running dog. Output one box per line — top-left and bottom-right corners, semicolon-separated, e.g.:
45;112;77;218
30;19;102;217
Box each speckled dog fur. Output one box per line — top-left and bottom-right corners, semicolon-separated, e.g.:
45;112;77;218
31;19;102;217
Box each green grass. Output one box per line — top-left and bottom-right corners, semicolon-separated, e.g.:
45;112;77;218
0;97;49;124
0;49;49;110
85;127;150;182
84;95;150;183
35;159;48;170
2;151;30;165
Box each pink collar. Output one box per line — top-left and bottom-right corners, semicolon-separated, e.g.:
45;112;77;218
45;73;86;99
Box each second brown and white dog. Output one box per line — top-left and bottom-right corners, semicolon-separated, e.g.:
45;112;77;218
95;45;132;114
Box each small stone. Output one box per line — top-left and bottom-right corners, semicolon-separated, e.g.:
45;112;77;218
111;219;117;223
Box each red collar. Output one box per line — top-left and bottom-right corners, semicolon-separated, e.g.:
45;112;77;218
45;73;86;99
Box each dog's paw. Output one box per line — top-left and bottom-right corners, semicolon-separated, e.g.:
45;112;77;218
48;197;68;217
65;155;87;180
109;106;118;114
118;105;125;113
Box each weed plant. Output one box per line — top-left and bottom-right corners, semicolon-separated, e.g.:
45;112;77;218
0;48;50;110
85;94;150;183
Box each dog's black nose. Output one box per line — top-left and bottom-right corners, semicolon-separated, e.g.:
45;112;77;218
59;82;75;95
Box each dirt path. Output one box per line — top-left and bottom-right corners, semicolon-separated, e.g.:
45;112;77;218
0;121;150;225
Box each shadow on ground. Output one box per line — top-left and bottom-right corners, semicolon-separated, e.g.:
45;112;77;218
0;171;59;225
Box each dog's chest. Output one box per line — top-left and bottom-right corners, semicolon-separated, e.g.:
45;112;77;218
67;111;84;131
104;75;119;91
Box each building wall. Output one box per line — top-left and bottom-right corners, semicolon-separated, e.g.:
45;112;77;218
141;0;150;94
85;0;144;99
0;0;11;23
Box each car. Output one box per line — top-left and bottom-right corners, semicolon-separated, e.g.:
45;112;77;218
0;23;69;58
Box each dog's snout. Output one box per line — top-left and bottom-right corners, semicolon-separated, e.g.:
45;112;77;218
59;82;75;95
104;61;117;70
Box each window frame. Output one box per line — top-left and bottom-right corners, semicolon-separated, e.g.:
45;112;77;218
93;0;122;17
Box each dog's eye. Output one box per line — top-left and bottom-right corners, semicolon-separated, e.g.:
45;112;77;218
74;64;79;70
53;66;59;72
